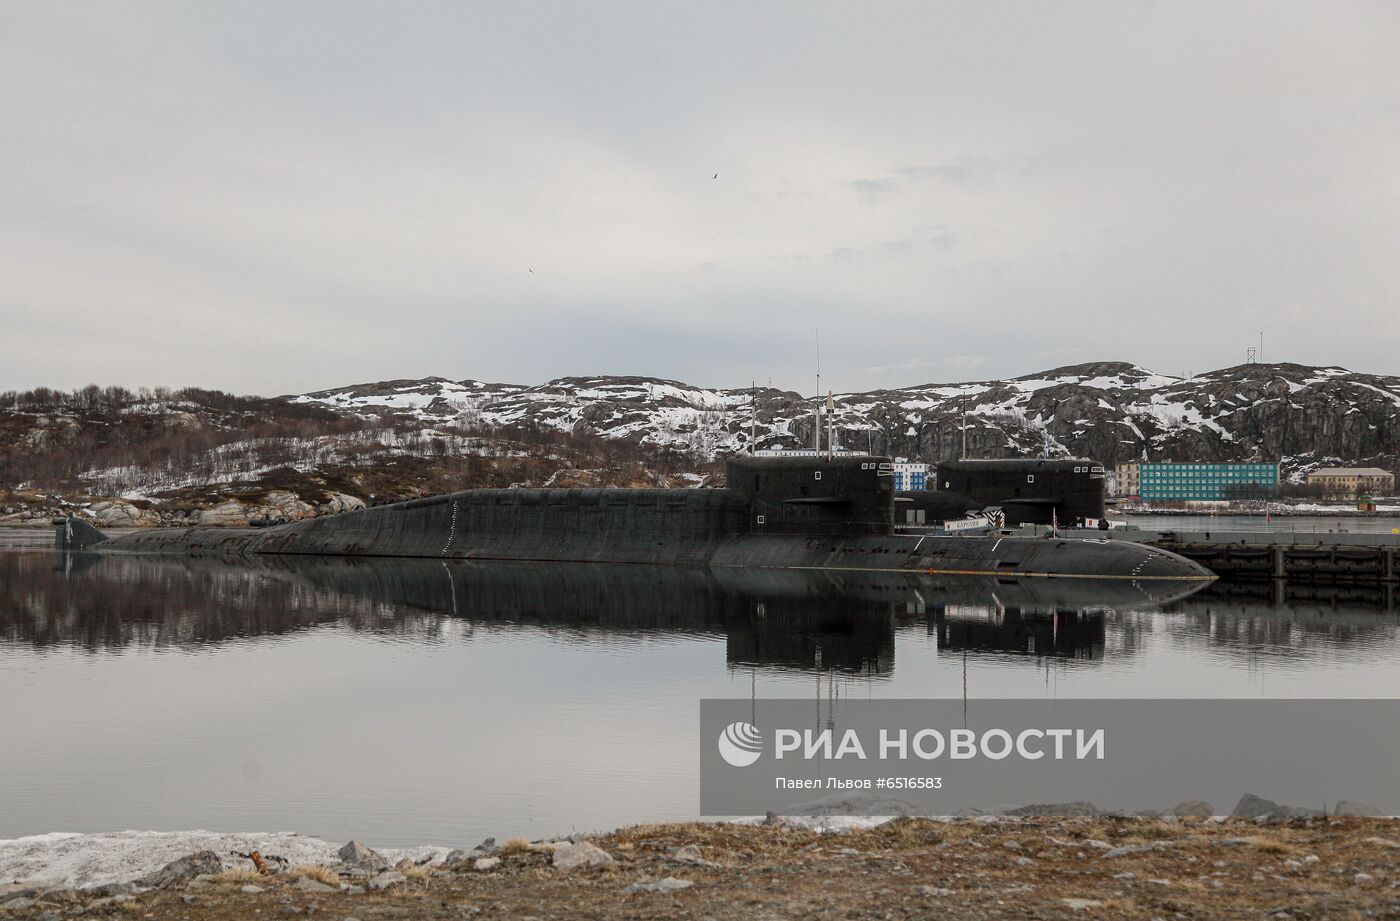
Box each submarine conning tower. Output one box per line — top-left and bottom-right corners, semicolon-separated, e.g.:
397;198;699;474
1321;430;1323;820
726;454;895;536
935;458;1106;526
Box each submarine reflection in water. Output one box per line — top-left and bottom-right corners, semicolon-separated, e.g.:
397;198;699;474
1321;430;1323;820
8;551;1208;675
930;605;1104;660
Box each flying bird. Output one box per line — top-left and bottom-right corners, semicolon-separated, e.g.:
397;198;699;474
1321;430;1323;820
528;268;534;273
712;173;718;179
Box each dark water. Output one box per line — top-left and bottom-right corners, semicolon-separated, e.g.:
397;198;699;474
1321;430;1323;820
2;531;1398;847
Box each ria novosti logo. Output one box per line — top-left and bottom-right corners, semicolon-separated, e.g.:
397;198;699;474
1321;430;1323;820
717;721;763;767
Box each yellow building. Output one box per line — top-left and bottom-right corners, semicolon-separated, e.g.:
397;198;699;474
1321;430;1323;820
1306;467;1395;498
1114;462;1140;498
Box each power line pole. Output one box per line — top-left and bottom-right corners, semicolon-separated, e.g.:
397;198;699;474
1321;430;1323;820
750;381;757;454
961;393;968;460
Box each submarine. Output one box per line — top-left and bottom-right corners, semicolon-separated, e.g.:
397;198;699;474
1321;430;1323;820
54;453;1213;582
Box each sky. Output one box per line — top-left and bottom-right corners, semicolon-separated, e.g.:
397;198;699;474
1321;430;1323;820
2;1;1398;397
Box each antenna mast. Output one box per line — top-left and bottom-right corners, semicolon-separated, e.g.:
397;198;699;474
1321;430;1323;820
826;391;835;461
813;331;822;453
750;381;757;454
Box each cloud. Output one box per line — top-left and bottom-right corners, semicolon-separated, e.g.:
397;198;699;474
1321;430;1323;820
1;1;1397;396
895;156;1003;186
847;156;1003;205
855;355;989;381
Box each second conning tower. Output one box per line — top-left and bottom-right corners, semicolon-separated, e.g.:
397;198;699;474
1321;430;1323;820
726;454;895;536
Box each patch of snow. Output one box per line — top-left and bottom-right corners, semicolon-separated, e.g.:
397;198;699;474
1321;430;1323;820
0;830;452;890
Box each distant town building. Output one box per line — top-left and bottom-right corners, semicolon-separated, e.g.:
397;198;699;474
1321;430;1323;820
1138;462;1279;502
1114;462;1140;498
891;459;928;491
1306;467;1396;498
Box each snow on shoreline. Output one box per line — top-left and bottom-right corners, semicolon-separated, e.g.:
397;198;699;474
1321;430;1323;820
0;830;453;890
0;816;897;890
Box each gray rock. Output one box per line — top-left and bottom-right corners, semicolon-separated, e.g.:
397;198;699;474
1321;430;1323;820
1102;842;1174;858
623;877;693;894
1062;898;1103;911
552;841;615;870
1005;801;1102;817
295;877;337;894
916;886;954;896
1363;836;1400;849
337;840;389;872
473;857;500;871
1232;794;1320;819
86;882;137;898
1171;799;1213;818
367;871;406;891
1233;793;1281;817
1334;800;1382;817
137;850;224;887
443;849;470;864
181;895;198;904
1355;872;1375;884
240;884;265;894
667;845;716;867
0;897;36;911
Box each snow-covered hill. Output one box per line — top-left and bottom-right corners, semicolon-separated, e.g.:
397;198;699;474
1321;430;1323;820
292;362;1400;478
3;362;1397;526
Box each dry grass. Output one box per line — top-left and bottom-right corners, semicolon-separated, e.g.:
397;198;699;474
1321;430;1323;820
1099;896;1139;915
290;864;340;886
863;817;945;849
1244;836;1297;855
211;868;264;884
401;864;435;880
1128;820;1181;841
498;836;561;855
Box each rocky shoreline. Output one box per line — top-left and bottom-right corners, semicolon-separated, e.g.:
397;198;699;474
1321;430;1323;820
4;811;1399;920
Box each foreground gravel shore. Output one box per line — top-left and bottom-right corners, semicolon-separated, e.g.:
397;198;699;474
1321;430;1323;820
4;816;1399;920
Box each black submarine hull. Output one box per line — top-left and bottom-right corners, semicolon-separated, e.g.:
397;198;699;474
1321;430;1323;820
56;454;1214;582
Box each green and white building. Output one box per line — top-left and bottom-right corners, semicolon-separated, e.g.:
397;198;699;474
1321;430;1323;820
1135;462;1279;502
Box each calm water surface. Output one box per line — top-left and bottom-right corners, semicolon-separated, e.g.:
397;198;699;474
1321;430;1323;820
1121;513;1400;534
2;530;1398;847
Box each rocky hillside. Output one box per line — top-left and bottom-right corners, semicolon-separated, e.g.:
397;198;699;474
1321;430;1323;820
294;362;1400;479
3;362;1397;526
0;385;705;527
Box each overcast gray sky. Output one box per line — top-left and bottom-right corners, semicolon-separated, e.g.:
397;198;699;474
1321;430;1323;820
3;1;1397;396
